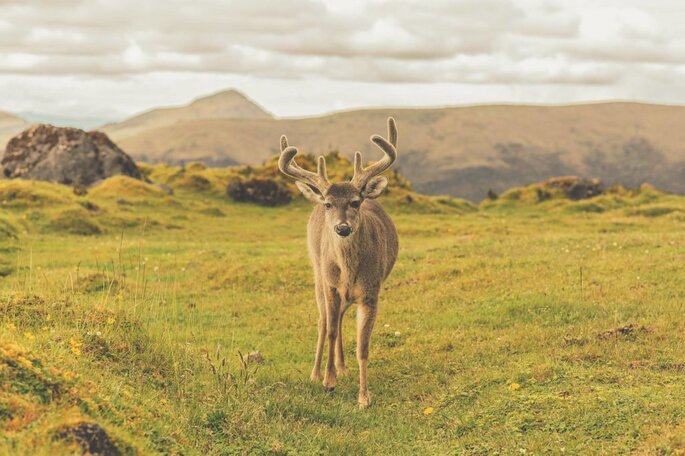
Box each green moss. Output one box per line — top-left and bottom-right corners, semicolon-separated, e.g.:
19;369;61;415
47;210;102;236
0;180;76;209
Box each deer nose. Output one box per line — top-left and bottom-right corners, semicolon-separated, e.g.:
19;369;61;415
334;224;352;237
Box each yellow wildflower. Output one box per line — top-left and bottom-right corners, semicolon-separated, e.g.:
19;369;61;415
106;317;115;325
69;338;83;357
23;332;35;341
423;407;434;416
509;383;521;391
4;322;16;331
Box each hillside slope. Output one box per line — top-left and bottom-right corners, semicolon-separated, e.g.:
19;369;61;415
0;112;30;152
102;102;685;201
3;176;685;453
101;89;272;148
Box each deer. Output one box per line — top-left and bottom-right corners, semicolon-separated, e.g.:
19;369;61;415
278;117;399;408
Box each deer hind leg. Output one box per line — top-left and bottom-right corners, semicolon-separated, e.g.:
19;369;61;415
323;286;342;391
335;299;352;377
356;296;378;409
311;275;326;382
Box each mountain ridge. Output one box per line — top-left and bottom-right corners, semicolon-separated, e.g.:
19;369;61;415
101;89;272;140
100;98;685;200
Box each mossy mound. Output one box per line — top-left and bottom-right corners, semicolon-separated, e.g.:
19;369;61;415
384;189;477;214
0;342;136;455
0;215;18;241
88;176;167;201
46;210;102;236
144;152;444;212
0;180;76;210
481;178;674;214
76;272;123;295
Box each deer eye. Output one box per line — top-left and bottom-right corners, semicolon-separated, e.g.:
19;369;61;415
324;203;333;209
350;200;361;209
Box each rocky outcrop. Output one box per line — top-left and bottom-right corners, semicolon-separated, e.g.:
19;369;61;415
1;124;141;186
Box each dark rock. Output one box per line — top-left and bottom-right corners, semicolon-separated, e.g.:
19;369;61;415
56;422;121;456
1;124;141;186
227;178;291;207
545;176;604;200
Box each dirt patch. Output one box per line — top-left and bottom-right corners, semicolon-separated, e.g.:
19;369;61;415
597;324;651;340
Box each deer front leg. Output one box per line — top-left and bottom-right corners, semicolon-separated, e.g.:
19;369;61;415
335;301;352;377
311;276;326;382
356;297;378;409
323;286;342;391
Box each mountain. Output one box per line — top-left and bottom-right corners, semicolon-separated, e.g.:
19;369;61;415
102;89;272;143
100;99;685;201
0;112;30;152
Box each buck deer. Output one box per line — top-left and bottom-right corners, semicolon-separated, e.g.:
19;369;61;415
278;117;399;408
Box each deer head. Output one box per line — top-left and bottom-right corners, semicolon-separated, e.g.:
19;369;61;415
279;117;398;238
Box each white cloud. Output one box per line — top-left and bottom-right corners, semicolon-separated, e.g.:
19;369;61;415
0;0;684;124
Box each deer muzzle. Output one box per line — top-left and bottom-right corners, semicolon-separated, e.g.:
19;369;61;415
334;224;352;237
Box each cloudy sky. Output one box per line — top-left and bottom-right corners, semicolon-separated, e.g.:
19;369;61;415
1;0;684;127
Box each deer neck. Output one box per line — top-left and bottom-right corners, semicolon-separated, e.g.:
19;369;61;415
330;225;363;281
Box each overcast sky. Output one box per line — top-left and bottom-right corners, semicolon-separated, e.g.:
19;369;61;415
1;0;684;127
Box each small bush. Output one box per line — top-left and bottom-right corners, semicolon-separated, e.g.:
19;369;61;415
227;178;292;207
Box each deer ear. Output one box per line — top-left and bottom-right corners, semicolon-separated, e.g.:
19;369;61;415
296;181;325;204
361;176;388;199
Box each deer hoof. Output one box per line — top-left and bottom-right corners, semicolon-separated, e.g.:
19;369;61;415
358;394;371;409
310;370;322;382
322;374;336;391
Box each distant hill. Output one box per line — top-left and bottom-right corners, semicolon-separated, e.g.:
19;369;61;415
101;89;272;148
0;112;30;152
101;99;685;201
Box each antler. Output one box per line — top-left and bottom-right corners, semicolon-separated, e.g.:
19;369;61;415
278;135;331;192
351;117;398;188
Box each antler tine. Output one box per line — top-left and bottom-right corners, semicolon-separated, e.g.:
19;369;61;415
278;135;330;192
353;151;363;175
388;117;397;147
351;117;398;188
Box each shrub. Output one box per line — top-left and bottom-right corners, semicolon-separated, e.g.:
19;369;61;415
227;178;292;207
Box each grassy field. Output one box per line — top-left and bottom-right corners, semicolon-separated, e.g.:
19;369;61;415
2;163;685;454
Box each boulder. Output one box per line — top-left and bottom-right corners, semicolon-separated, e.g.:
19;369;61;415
545;176;604;200
1;124;141;186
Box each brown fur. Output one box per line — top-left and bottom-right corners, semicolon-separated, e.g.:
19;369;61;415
279;118;400;408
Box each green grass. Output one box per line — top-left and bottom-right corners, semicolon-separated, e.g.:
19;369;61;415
2;173;685;454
